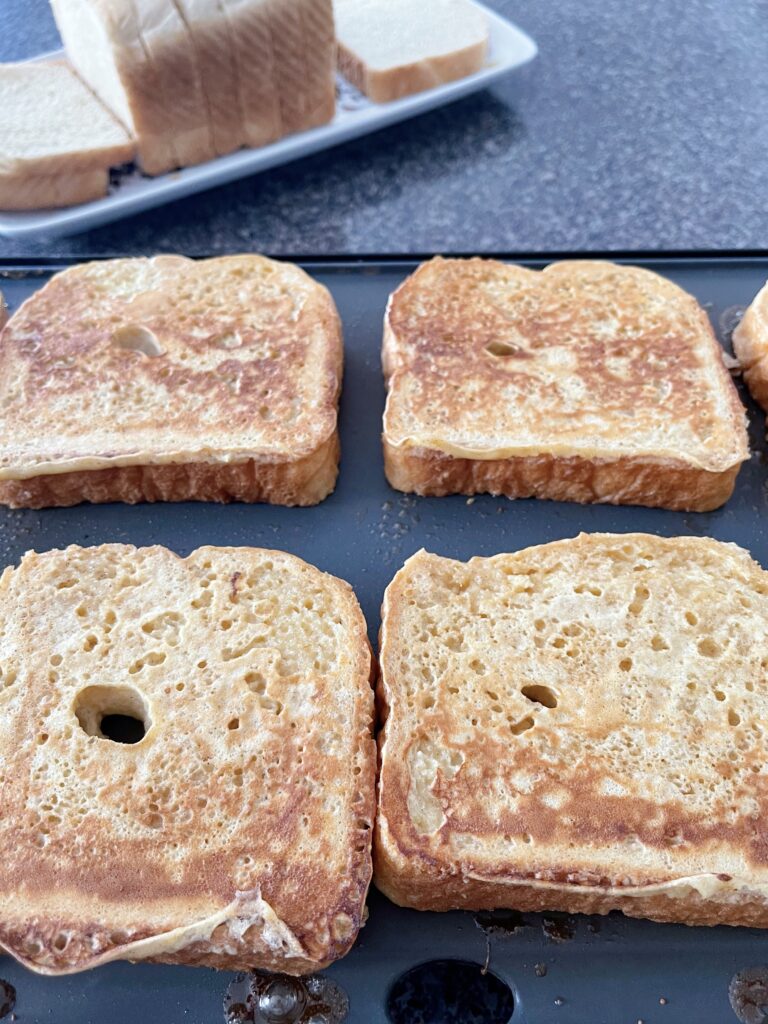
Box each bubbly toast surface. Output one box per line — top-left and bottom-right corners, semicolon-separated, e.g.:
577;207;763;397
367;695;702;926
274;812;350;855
376;534;768;927
0;544;375;974
0;254;342;506
383;258;748;509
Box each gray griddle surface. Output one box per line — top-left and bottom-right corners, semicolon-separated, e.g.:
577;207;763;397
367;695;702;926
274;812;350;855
1;255;768;1024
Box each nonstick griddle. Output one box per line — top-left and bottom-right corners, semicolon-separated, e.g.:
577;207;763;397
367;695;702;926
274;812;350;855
1;253;767;1024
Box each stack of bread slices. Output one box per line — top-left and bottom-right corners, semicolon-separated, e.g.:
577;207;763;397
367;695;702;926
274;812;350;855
0;0;490;209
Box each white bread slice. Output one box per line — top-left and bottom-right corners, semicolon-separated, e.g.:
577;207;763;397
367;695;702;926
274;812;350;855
172;0;243;158
0;60;133;178
334;0;488;103
270;0;336;136
51;0;179;174
297;0;337;130
376;535;768;928
0;543;375;974
219;0;282;147
134;0;215;167
0;168;108;210
733;280;768;412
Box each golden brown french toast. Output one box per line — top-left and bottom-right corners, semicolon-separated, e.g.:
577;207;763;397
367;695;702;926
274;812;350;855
0;543;375;974
0;254;342;508
382;258;748;511
376;534;768;927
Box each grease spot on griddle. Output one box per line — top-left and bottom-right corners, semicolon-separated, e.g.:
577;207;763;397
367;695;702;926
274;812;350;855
223;970;348;1023
474;909;528;937
541;914;576;942
0;981;16;1019
729;967;768;1024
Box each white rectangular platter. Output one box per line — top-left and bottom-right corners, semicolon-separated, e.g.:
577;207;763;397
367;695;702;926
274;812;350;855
0;2;536;240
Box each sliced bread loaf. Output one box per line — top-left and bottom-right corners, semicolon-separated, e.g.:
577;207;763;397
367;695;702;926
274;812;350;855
51;0;179;173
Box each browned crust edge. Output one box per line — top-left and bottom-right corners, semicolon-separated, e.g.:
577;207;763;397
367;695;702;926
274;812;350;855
0;433;340;509
382;440;740;513
0;169;109;210
371;852;768;928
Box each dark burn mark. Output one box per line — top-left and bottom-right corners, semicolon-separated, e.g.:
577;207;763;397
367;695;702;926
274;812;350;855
0;980;15;1019
230;572;242;602
542;914;576;942
475;908;528;937
730;967;768;1024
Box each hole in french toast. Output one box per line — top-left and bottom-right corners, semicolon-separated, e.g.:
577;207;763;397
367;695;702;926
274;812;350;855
509;715;534;735
73;684;150;744
484;340;521;358
521;684;558;709
100;714;146;744
111;324;164;358
387;960;514;1024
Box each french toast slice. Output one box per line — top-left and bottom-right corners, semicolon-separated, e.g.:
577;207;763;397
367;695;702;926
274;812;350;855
0;543;375;974
0;254;342;508
375;535;768;927
733;279;768;412
382;258;748;511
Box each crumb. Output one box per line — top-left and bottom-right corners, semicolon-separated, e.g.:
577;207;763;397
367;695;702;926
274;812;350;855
466;497;475;505
554;997;565;1006
534;963;547;977
660;996;668;1005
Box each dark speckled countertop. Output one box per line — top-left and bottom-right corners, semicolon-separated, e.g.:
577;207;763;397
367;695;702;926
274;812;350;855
2;0;768;257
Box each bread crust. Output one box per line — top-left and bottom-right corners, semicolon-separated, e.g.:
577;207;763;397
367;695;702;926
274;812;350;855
374;856;768;929
337;36;486;103
0;433;339;509
137;0;215;168
0;168;108;210
269;0;335;135
383;439;740;513
173;0;243;159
